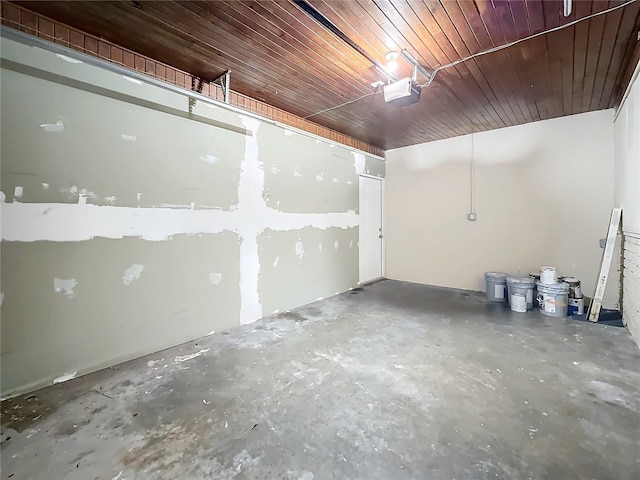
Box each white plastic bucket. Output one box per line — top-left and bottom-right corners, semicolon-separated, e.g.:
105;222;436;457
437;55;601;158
507;276;535;310
511;293;527;313
484;272;507;302
540;267;557;284
536;281;569;317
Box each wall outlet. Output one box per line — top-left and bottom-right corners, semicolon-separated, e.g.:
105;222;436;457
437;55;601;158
467;212;477;221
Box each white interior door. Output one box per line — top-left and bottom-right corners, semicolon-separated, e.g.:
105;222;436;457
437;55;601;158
359;175;383;283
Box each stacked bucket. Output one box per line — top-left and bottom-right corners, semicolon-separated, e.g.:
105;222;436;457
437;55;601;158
535;267;569;317
563;277;584;315
484;267;581;318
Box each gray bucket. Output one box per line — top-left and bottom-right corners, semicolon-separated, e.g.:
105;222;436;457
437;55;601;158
507;276;535;310
485;272;507;302
529;272;541;307
536;281;569;317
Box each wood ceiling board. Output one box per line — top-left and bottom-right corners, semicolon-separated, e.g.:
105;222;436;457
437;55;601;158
581;3;609;112
371;0;498;129
590;3;624;109
168;1;371;107
601;2;640;107
421;1;508;128
572;1;595;114
8;0;640;150
452;0;522;125
136;0;370;112
612;10;640;107
231;1;377;86
310;0;389;60
393;1;499;129
459;0;524;125
593;2;633;109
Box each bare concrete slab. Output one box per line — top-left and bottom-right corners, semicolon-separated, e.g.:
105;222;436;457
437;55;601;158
2;280;639;479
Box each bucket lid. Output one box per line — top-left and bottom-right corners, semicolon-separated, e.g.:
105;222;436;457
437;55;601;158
485;272;507;280
507;276;535;285
563;277;580;284
536;280;569;292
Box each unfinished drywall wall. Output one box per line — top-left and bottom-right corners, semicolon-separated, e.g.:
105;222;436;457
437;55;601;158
614;64;640;348
385;110;617;307
0;36;375;397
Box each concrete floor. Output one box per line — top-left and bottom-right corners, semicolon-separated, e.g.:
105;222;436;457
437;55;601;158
1;280;639;480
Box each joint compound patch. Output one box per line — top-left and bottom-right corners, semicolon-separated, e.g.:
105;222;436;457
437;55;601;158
14;186;23;198
121;134;137;141
273;257;280;268
295;241;304;260
349;239;354;249
53;372;77;384
293;170;302;177
332;178;339;183
40;120;64;133
200;154;219;165
104;196;116;205
122;264;144;285
0;192;5;202
318;243;323;252
270;166;279;175
334;240;340;250
315;173;324;182
122;75;144;85
209;272;222;285
284;129;296;136
42;183;50;190
56;54;83;64
53;278;78;298
173;348;209;364
353;152;366;174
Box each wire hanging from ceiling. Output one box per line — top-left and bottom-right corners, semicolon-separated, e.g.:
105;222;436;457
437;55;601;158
303;91;380;119
304;0;638;119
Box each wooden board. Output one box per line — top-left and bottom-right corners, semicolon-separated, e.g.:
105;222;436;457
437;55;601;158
588;208;623;322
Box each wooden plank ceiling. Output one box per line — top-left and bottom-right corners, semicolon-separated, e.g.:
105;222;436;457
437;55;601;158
10;0;640;150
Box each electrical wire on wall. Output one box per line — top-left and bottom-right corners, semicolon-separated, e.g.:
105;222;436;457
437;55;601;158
305;0;638;118
469;134;477;222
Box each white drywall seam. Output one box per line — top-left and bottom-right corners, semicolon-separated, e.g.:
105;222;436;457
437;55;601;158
0;201;357;241
237;116;264;325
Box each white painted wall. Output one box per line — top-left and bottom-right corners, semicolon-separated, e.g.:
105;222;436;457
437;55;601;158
614;63;640;348
385;110;618;307
615;66;640;236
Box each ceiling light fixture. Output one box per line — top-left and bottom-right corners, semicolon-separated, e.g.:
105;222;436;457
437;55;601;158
385;51;400;73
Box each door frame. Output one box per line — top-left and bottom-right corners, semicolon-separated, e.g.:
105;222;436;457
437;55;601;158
358;173;385;284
